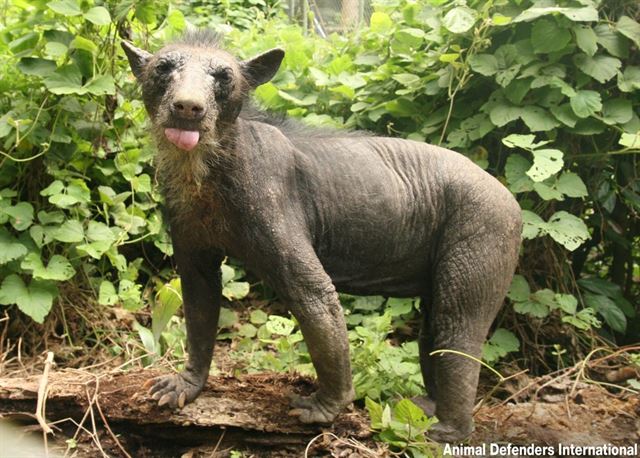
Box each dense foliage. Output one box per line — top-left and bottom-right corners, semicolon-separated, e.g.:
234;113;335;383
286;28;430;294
0;0;638;437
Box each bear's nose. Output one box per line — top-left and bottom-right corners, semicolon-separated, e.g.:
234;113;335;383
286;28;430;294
172;98;206;120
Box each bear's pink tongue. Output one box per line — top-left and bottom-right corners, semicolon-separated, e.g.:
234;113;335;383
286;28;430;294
164;128;200;151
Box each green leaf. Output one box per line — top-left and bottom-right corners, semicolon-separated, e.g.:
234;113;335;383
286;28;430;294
555;294;578;314
442;7;477;34
222;281;250;300
556;172;588;198
43;65;82;95
534;182;563;201
546;211;590;251
489;103;521;127
393;398;427;425
134;321;158;355
47;0;82;16
514;300;549;318
601;99;632;126
482;328;519;363
527;149;564;182
616;16;640;47
573;54;621;83
392;73;420;86
21;253;75;281
619;132;640;148
508;275;530;302
5;202;34;231
502;134;538;150
520;106;560;132
370;12;393;33
85;75;116;95
0;228;28;264
594;24;628;58
70;36;97;54
17;58;57;77
153;278;182;342
570;90;602;118
469;54;499;76
0;275;56;324
84;6;111;25
551;104;579;128
514;6;598;23
386;297;414;317
250;309;268;325
53;220;84;243
266;315;295;336
505;154;534;193
531;19;571;53
352;295;385;311
98;280;118;305
617;66;640;92
522;210;545;239
365;397;384;427
584;293;626;333
495;65;521;87
574;25;598;56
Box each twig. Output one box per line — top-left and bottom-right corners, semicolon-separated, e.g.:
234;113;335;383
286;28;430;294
95;392;132;458
36;352;54;435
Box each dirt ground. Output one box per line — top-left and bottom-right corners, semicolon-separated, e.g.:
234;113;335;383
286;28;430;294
0;367;638;458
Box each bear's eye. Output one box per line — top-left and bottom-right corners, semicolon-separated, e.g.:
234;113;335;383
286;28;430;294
212;69;231;84
155;58;175;74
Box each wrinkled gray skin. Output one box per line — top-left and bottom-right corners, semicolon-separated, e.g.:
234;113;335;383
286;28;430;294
122;31;521;443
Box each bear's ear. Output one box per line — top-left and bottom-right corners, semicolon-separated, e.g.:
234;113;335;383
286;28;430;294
121;41;152;79
241;48;285;88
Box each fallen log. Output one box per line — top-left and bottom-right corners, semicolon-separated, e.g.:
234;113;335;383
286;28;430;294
0;368;371;450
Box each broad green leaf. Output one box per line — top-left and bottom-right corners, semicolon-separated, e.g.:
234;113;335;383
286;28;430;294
43;65;82;94
84;6;111;25
0;228;28;264
222;281;250;300
44;42;67;58
250;309;268;325
17;58;57;76
574;25;598;56
70;36;97;54
601;99;632;125
365;398;384;427
53;220;84;243
47;0;82;16
527;149;564;182
502;134;537;150
616;16;640;47
386;297;413;316
514;6;598;23
442;7;477;34
21;253;75;281
551;104;579;128
507;275;530;302
482;328;519;363
594;24;628;58
134;322;158;355
617;66;640;92
584;293;626;333
619;132;640;148
469;54;499;76
505;154;534;193
520;106;560;132
578;278;634;318
522;210;545;239
0;275;56;324
531;19;571;53
514;300;549;318
392;73;420;86
238;323;257;338
352;295;385;311
489;103;521;127
153;278;182;342
393;399;427;425
555;294;578;314
85;75;116;95
556;172;588;198
534;182;563;201
266;315;295;336
98;280;118;306
5;202;34;231
495;65;521;87
370;12;393;33
545;211;590;251
573;54;621;83
570;90;602;118
86;221;117;242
